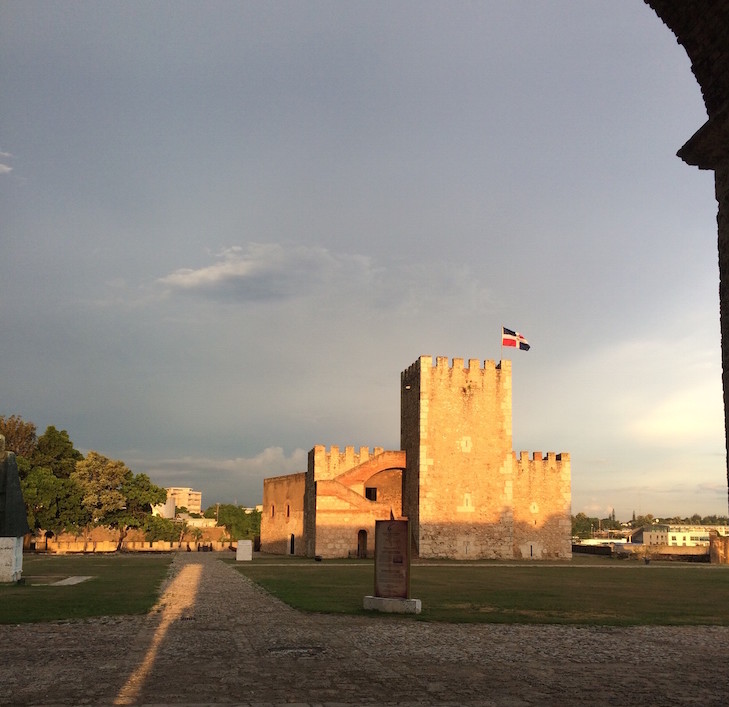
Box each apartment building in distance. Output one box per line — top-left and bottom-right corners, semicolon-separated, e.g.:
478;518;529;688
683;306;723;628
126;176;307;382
164;487;203;516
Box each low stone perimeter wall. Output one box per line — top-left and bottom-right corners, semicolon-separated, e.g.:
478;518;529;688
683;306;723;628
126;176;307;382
614;544;710;562
32;539;236;554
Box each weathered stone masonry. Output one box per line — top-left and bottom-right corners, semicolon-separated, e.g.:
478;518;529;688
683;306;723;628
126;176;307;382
262;355;571;560
647;1;729;512
401;356;570;560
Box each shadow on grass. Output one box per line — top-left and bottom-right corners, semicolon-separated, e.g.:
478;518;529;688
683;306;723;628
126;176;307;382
229;553;729;626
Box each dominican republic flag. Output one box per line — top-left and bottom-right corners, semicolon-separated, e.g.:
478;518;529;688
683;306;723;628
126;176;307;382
502;327;530;351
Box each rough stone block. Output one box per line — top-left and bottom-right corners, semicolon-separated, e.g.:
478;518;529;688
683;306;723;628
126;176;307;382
236;539;253;561
363;595;422;614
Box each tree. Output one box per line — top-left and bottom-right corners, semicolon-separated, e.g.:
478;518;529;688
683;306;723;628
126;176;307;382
600;515;621;531
572;512;598;539
0;414;37;458
72;452;166;549
634;514;656;528
142;515;179;542
72;451;129;523
21;467;89;534
205;504;261;540
110;472;167;548
32;426;82;479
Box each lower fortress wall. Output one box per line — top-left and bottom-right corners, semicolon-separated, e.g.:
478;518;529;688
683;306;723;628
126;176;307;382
261;472;307;556
35;539;236;554
512;452;572;559
313;468;402;558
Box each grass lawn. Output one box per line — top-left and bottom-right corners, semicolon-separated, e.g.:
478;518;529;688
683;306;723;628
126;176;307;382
0;553;173;624
230;554;729;625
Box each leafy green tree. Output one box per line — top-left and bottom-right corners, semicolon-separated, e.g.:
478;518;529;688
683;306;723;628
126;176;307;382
142;515;179;542
72;451;129;523
0;414;37;458
72;452;166;549
634;514;655;528
572;512;598;539
32;426;83;479
600;515;621;531
205;504;260;539
21;466;89;533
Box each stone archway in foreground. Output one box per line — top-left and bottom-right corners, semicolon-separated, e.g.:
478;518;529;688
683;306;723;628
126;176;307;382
647;1;729;512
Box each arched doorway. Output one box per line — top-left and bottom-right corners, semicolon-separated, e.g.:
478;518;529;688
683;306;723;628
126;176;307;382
357;529;368;559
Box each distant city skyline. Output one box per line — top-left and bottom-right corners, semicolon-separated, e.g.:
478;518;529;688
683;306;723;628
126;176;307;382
1;1;725;521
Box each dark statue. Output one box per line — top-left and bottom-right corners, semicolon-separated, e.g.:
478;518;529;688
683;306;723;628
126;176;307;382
0;435;31;537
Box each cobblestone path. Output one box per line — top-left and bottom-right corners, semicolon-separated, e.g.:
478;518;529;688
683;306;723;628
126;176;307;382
1;552;728;706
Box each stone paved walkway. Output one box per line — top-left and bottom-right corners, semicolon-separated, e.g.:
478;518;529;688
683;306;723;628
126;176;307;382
1;552;728;706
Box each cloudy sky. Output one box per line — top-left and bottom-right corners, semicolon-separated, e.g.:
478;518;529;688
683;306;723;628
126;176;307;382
1;1;725;520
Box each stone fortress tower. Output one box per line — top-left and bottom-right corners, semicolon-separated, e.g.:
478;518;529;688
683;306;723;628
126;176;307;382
261;354;571;560
401;356;571;559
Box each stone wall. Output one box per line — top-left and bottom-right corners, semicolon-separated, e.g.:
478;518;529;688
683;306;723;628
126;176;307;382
37;539;235;554
260;472;307;556
307;446;404;559
647;2;729;512
401;355;570;560
262;355;570;561
402;356;515;558
512;452;572;559
710;531;729;564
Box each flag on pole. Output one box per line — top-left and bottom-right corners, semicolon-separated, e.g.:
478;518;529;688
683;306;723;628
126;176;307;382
502;327;530;351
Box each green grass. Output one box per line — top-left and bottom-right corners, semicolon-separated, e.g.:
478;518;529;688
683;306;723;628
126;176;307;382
230;554;729;625
0;554;173;624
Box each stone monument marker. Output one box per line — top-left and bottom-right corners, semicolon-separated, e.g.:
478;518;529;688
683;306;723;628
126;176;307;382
236;538;253;561
364;519;421;614
0;435;31;583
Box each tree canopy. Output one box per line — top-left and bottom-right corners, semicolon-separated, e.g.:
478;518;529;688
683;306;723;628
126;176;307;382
32;426;83;479
0;414;37;457
5;414;168;539
72;451;167;548
204;504;260;540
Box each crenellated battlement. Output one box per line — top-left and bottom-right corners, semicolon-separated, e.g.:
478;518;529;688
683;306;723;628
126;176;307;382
514;450;571;485
309;444;385;481
401;355;511;390
265;351;571;561
516;451;570;463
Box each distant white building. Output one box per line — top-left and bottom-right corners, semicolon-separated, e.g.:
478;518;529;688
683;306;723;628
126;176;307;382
164;487;203;516
179;514;217;528
633;525;729;547
152;495;176;519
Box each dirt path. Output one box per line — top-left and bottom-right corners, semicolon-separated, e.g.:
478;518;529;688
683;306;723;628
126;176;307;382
1;552;728;706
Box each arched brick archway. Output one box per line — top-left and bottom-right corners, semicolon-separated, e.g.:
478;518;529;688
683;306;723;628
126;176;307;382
647;1;729;512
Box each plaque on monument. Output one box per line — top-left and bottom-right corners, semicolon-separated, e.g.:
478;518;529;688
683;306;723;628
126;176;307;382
374;519;410;599
236;538;253;561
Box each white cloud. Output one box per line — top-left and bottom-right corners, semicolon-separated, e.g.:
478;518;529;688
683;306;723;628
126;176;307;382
0;150;13;174
157;243;378;301
156;242;494;317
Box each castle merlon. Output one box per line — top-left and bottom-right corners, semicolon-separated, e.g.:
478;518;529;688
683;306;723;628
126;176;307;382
311;444;386;463
516;451;570;463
